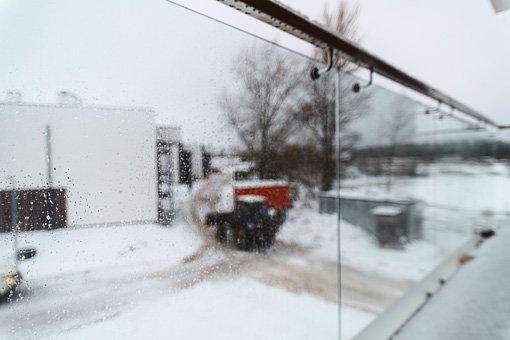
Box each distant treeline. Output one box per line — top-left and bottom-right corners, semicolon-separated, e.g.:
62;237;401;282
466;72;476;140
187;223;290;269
352;139;510;160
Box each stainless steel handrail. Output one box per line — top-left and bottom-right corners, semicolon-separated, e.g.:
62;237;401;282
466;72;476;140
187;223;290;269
216;0;500;128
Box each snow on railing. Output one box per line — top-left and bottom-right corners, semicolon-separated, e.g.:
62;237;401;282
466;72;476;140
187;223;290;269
352;232;488;340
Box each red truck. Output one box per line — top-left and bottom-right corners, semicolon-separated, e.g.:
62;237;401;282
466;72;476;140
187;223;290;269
206;181;289;251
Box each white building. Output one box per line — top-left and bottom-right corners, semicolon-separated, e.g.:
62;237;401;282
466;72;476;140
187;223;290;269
0;92;158;226
157;126;210;186
157;125;181;185
187;144;206;181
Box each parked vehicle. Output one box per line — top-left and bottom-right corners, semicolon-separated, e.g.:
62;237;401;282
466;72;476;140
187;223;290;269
206;181;290;251
0;248;36;301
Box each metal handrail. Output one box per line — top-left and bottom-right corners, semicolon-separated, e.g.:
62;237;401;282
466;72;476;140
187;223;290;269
215;0;500;128
352;234;485;340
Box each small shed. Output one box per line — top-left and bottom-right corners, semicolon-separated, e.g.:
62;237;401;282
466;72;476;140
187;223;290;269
371;206;405;248
319;191;423;242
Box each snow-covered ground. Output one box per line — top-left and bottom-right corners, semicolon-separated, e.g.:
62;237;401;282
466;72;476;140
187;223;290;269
279;210;438;282
0;174;381;339
1;223;202;279
0;220;346;339
2;162;509;340
342;161;510;255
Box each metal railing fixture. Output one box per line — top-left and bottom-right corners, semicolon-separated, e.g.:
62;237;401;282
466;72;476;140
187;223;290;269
352;232;487;340
216;0;500;128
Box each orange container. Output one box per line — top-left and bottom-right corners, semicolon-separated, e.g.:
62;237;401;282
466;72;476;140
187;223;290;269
234;181;289;210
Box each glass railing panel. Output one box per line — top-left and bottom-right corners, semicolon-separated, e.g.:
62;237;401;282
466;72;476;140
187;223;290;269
339;73;498;337
0;1;340;339
0;1;501;339
339;79;438;325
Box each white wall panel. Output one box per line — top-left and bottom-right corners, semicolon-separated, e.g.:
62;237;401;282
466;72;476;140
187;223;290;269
0;103;157;226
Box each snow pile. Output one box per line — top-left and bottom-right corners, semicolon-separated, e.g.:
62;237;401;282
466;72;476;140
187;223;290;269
278;205;337;263
177;174;234;217
279;203;439;281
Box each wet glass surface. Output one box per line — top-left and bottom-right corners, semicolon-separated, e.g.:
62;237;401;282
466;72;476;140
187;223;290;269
0;1;505;339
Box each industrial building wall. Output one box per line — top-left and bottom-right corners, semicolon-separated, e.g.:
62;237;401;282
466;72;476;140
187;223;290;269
0;104;157;226
188;144;204;180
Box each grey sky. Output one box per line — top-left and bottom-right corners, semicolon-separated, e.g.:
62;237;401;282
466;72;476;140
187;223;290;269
170;0;510;124
0;0;245;149
0;0;508;149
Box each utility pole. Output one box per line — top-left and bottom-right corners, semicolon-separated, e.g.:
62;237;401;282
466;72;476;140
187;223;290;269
46;124;53;188
9;176;18;266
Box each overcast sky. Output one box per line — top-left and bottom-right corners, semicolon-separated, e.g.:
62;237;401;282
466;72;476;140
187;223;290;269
171;0;510;124
0;0;508;148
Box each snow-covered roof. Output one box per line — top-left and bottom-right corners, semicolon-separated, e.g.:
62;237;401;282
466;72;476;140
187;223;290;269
157;125;181;143
237;195;267;203
321;190;416;204
0;100;154;113
370;206;404;216
234;180;288;189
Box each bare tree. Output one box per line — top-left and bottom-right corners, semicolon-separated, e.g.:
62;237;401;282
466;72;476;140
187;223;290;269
382;97;415;191
313;0;361;72
296;72;368;191
219;46;304;179
296;1;365;191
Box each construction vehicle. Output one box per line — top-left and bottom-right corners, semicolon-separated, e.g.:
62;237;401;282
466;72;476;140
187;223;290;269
206;181;289;251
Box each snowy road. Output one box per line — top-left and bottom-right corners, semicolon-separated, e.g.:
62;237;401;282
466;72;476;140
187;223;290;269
0;231;411;339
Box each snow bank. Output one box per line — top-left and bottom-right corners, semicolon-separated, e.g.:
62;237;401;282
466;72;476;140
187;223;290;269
278;203;439;281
